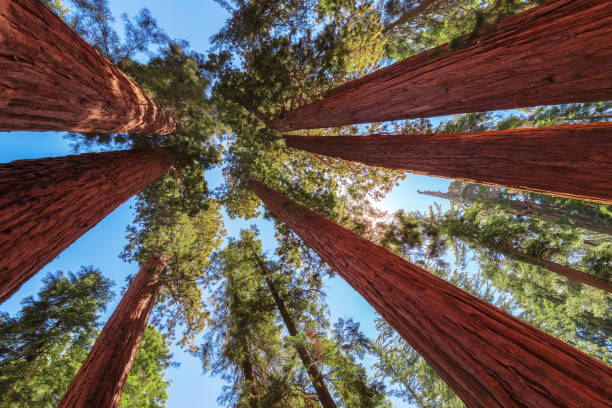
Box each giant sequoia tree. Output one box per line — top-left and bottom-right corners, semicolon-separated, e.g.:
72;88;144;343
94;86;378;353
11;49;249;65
376;206;611;360
59;177;224;407
283;122;612;204
271;0;612;131
57;258;166;408
0;0;176;133
0;148;173;304
248;177;612;407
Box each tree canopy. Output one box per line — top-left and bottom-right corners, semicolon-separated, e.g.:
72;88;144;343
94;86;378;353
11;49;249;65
14;0;612;406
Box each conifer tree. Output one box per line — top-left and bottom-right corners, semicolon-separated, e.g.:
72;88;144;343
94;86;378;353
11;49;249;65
419;181;612;236
202;228;387;407
440;204;612;292
57;257;166;408
283;122;612;204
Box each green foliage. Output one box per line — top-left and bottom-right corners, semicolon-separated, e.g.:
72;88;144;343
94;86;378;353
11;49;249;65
201;229;297;407
67;0;168;64
43;0;69;18
0;267;112;407
382;0;544;61
0;269;172;408
203;0;403;228
119;326;173;408
200;228;388;407
441;180;612;238
122;179;226;349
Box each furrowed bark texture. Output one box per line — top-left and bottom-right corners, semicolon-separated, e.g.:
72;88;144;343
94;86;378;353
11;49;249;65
253;254;337;408
248;178;612;408
58;257;163;408
0;148;172;304
271;0;612;131
283;122;612;204
0;0;177;134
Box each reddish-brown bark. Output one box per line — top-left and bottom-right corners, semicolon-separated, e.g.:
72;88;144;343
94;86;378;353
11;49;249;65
0;148;172;304
248;178;612;408
0;0;177;134
271;0;612;131
58;257;165;408
283;122;612;204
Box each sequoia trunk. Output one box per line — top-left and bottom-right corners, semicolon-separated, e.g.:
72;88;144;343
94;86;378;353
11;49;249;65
283;122;612;204
271;0;612;131
248;178;612;408
0;148;172;303
58;257;163;407
252;253;338;408
0;0;176;133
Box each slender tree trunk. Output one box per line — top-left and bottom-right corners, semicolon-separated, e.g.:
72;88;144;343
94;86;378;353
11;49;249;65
402;381;432;408
227;269;260;408
271;0;612;131
247;177;612;408
0;0;176;134
417;190;612;235
382;0;443;34
283;122;612;204
239;337;258;408
252;253;338;408
0;148;172;304
499;245;612;293
58;256;165;408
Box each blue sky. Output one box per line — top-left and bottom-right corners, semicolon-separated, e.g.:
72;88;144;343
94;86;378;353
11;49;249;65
0;1;454;406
